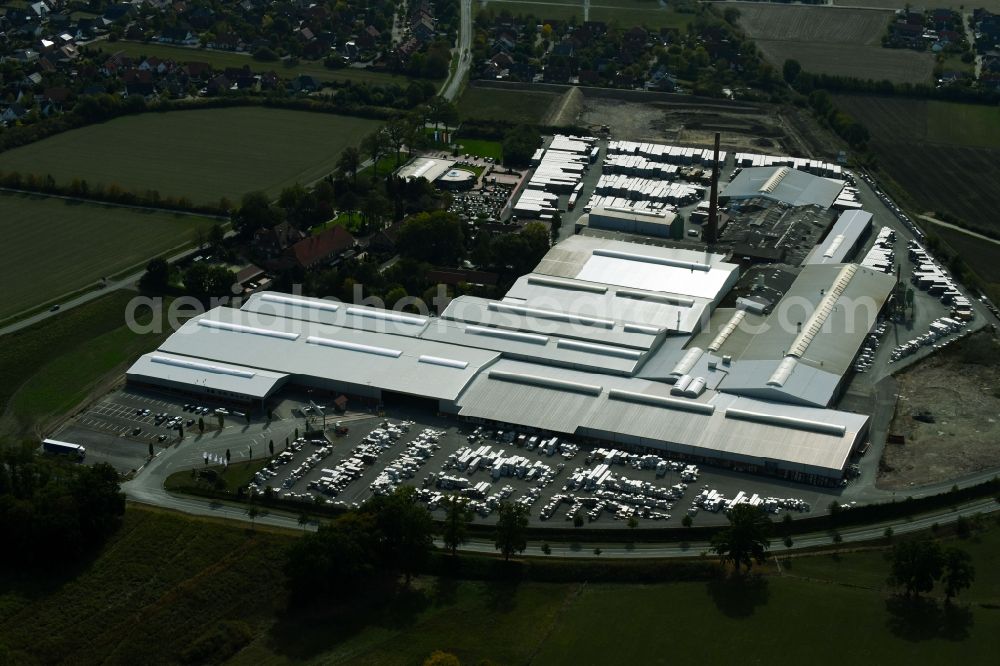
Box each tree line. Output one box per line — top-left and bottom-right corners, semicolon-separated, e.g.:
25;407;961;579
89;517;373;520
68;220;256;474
284;488;530;603
0;445;125;567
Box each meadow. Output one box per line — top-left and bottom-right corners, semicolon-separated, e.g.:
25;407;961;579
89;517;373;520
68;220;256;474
0;193;215;321
94;40;437;88
0;505;997;665
0;107;381;203
478;0;694;28
458;85;560;124
737;4;935;84
0;290;170;441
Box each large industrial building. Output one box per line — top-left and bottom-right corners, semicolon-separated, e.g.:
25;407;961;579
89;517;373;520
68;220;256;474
722;166;847;209
128;234;890;486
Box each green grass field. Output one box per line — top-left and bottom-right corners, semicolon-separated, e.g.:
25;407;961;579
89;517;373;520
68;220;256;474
1;504;997;664
927;101;1000;149
0;290;170;441
458;86;560;124
0;193;215;321
455;138;504;160
0;108;382;203
94;40;437;88
6;312;168;438
477;0;707;29
479;0;584;21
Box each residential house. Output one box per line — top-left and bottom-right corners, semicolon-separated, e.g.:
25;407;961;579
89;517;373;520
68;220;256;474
286;225;355;269
158;26;199;46
253;221;306;256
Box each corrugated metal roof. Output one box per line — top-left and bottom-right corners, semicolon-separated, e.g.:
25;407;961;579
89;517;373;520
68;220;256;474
505;274;710;335
441;295;664;350
723;166;845;208
156;307;498;401
127;352;288;399
456;360;864;477
241;292;430;338
419;319;642;375
802;210;873;265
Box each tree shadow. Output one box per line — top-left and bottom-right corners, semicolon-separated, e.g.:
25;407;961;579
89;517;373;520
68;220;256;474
884;596;974;642
430;574;459;607
483;575;521;613
267;579;429;660
706;574;771;618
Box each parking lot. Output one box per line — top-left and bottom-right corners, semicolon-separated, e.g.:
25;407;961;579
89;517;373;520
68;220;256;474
67;390;220;446
239;408;852;529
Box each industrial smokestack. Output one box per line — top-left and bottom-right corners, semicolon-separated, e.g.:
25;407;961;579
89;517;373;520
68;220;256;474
705;132;721;246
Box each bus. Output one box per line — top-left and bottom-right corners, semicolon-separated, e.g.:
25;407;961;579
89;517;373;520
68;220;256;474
42;439;86;461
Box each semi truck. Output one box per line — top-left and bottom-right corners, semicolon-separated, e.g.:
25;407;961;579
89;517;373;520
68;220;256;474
42;439;86;461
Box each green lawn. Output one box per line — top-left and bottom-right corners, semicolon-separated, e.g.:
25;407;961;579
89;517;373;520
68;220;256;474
7;317;167;438
0;292;170;440
0;193;215;321
93;40;437;88
455;138;504;160
166;459;270;494
458;86;560;124
927;101;1000;149
2;505;999;664
589;7;694;29
479;0;584;21
0;108;382;204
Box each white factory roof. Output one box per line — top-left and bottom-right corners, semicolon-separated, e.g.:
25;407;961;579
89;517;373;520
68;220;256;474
534;236;738;302
155;307;499;402
723;166;845;209
802;210;873;266
241;292;430;338
503;273;712;335
418;317;646;376
127;352;289;399
439;294;664;349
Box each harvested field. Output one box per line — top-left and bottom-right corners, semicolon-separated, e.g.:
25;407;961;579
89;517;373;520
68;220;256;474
736;4;935;84
737;4;891;44
832;0;1000;10
0;193;215;321
880;331;1000;489
755;42;934;85
833;95;1000;238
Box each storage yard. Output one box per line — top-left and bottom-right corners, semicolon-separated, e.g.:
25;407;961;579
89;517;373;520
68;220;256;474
220;413;827;527
881;331;1000;489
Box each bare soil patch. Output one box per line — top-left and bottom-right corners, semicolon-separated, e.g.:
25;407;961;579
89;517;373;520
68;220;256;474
879;331;1000;489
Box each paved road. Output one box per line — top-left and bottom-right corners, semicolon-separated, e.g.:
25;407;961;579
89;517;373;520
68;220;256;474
441;0;473;102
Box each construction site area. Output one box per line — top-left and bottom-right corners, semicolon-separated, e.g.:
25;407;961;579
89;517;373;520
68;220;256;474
880;331;1000;490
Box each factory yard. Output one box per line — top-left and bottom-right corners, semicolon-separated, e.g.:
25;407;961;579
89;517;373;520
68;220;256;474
880;331;1000;490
